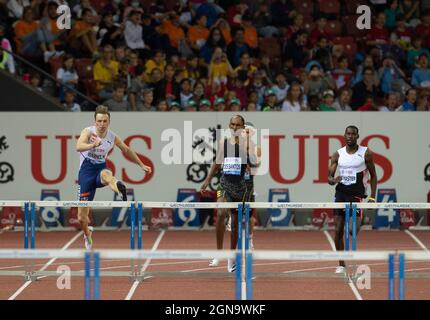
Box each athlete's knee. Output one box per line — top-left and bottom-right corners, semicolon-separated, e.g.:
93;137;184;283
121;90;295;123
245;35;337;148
77;208;89;221
100;169;113;182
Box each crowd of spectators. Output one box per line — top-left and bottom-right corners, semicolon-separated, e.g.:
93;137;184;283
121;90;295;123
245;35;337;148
1;0;430;112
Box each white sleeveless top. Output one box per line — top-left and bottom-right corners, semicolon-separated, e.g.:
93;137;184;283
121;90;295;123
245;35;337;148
337;145;367;187
79;126;116;167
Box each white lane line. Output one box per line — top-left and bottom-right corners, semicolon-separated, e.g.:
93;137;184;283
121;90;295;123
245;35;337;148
8;231;83;300
405;230;429;251
323;230;363;300
124;230;165;300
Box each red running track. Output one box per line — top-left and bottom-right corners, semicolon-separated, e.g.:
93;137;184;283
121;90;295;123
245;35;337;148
0;229;429;300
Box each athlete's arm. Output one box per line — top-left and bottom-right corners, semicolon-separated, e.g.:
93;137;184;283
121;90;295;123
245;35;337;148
200;141;222;192
328;151;341;185
114;136;152;173
76;128;101;152
365;149;377;202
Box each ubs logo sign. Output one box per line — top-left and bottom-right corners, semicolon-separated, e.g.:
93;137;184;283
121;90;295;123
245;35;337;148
0;136;14;184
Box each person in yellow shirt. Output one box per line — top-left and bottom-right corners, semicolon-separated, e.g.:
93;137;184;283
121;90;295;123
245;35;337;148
208;47;234;86
187;15;210;51
93;44;119;100
233;52;257;86
145;50;166;80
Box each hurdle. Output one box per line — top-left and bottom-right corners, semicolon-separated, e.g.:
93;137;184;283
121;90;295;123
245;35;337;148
2;201;430;300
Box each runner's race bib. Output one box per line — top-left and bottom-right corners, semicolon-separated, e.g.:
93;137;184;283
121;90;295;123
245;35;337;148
223;157;242;175
340;168;357;185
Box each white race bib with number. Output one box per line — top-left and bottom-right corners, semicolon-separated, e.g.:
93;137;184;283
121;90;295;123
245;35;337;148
223;157;242;175
340;168;357;185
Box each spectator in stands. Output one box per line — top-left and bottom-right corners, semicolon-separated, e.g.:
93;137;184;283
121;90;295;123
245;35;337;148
417;91;430;111
68;8;98;58
199;98;212;111
148;67;163;91
117;58;132;91
187;14;210;51
259;53;276;83
122;0;144;22
176;77;191;106
195;1;221;28
169;100;182;112
72;0;97;19
378;54;408;95
183;54;204;84
272;72;289;104
319;90;337;111
351;66;379;110
400;0;421;27
56;54;78;101
357;94;379;111
281;81;307;112
309;15;329;48
379;92;401;111
351;54;380;87
384;0;402;30
214;15;232;45
97;12;124;48
208;47;233;86
154;64;180;105
138;87;156;111
200;27;227;64
284;13;303;42
250;70;269;106
254;2;279;38
407;35;430;68
184;98;198;111
233;51;256;85
270;0;295;28
214;97;226;111
367;11;391;60
7;0;32;20
228;71;248;106
104;81;129;111
261;88;279;111
247;90;261;111
29;71;42;92
145;50;166;80
0;24;16;74
411;54;430;88
333;88;353;111
330;55;354;91
415;9;430;49
11;4;58;62
63;90;81;112
192;80;206;105
160;12;186;54
396;87;417;111
129;65;147;111
303;64;335;98
124;10;150;60
226;1;248;28
229;97;242;111
241;12;258;56
227;27;250;68
156;99;169;112
93;44;119;100
307;94;321;111
38;1;65;62
246;101;257;111
283;30;308;69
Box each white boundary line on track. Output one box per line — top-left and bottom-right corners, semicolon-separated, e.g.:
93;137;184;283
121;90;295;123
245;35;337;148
8;231;83;300
323;230;363;300
405;230;429;251
124;229;165;300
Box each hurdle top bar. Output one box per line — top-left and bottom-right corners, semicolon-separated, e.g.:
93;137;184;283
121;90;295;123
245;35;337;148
1;201;430;209
2;249;427;261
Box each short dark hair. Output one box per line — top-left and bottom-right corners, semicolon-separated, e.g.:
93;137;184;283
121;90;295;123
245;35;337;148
94;105;110;119
232;115;245;125
345;125;359;134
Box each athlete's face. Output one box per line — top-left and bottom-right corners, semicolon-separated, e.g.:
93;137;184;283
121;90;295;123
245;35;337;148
95;114;110;134
229;117;245;136
344;128;359;147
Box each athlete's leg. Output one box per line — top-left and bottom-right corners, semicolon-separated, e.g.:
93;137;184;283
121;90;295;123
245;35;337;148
215;198;227;250
78;207;91;237
334;214;346;267
230;210;238;250
99;169;127;200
